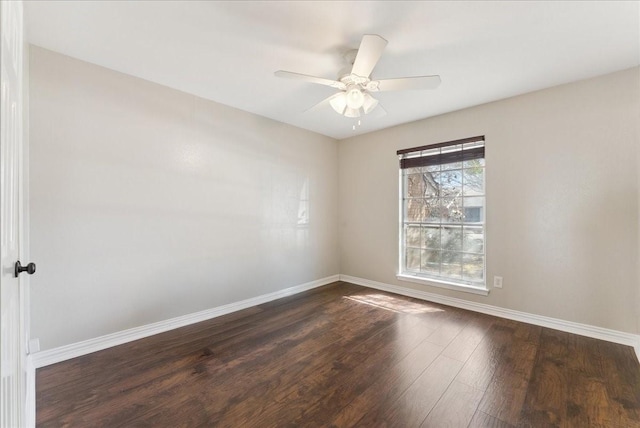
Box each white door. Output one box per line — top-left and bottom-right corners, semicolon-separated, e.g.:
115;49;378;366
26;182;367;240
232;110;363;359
0;0;27;426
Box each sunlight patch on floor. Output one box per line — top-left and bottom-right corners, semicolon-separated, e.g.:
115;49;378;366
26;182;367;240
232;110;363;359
343;294;445;314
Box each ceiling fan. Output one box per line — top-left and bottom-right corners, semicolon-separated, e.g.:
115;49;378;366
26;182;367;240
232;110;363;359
274;34;441;118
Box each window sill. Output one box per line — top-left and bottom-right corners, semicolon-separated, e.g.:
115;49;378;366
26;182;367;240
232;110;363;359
396;274;489;296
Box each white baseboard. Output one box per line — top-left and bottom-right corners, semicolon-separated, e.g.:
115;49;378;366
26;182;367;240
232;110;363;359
30;273;640;369
32;275;339;368
340;274;640;363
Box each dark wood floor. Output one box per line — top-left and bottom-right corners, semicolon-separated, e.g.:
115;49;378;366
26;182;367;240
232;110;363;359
37;281;640;427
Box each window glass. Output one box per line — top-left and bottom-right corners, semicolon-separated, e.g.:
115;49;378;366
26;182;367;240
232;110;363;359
399;138;486;287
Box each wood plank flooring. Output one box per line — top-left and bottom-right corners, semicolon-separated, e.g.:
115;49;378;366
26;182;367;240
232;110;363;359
36;281;640;427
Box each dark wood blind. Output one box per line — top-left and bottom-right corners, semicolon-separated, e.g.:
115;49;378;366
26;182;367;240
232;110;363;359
397;135;484;169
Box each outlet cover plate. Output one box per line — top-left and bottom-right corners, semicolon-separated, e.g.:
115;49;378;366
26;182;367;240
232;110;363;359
494;276;503;288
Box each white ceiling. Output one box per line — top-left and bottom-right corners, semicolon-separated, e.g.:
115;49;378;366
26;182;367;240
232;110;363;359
25;1;640;140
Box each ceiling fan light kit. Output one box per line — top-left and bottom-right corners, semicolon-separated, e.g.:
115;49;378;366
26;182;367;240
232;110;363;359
345;86;365;109
329;93;347;115
275;34;441;119
362;92;378;114
328;86;377;118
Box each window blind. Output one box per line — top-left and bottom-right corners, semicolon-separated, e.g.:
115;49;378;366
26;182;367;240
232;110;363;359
397;135;485;169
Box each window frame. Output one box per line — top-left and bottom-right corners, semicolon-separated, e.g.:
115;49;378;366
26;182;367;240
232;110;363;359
397;136;488;296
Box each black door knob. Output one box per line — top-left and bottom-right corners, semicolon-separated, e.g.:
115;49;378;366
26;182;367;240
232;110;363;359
15;261;36;277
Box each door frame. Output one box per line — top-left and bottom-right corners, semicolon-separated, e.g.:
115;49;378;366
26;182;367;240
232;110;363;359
22;39;33;428
0;0;31;425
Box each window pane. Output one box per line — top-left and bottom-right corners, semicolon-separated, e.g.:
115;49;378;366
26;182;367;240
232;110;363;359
463;197;484;223
407;173;425;197
421;249;441;275
438;170;463;196
463;254;484;282
423;198;441;223
441;226;462;252
441;196;464;223
464;157;485;168
406;248;421;272
403;166;422;175
463;167;484;196
423;226;440;249
463;206;482;223
405;225;422;248
422;172;439;197
441;251;462;278
406;198;423;222
463;226;484;253
441;161;462;171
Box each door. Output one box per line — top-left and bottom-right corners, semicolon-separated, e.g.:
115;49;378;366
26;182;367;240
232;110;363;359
0;0;27;426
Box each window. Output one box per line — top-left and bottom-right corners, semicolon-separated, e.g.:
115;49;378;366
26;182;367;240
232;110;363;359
397;136;486;294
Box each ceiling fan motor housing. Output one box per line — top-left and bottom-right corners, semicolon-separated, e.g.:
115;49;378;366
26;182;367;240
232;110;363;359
337;49;358;80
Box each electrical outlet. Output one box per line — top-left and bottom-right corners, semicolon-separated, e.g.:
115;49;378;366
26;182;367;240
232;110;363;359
493;276;503;288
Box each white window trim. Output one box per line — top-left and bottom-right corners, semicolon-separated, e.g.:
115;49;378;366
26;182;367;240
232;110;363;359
396;273;489;296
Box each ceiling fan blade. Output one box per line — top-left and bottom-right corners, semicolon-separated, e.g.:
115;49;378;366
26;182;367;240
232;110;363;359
304;92;344;113
351;34;388;78
369;103;387;119
274;70;345;90
375;75;441;92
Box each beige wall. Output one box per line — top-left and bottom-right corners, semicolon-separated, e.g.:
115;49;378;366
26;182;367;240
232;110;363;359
29;44;639;351
339;67;640;334
29;47;339;350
